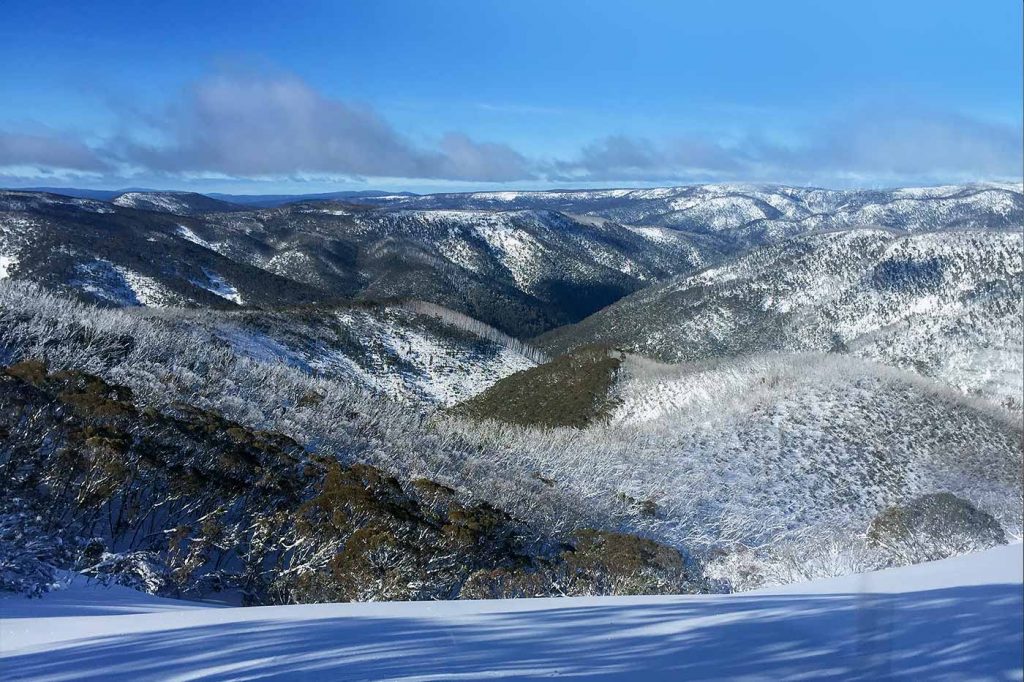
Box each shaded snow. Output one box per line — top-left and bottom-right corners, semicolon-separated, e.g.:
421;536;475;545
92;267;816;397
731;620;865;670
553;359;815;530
175;225;219;252
193;269;243;304
69;260;141;307
68;260;177;307
1;544;1019;681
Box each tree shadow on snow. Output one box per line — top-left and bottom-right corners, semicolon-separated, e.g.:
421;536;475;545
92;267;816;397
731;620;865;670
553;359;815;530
3;584;1021;681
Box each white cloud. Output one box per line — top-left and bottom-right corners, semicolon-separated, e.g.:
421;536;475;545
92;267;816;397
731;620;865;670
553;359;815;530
117;71;533;182
549;110;1022;186
0;131;110;172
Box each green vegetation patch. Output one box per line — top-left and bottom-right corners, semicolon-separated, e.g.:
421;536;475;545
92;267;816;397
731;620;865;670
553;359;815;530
450;346;622;429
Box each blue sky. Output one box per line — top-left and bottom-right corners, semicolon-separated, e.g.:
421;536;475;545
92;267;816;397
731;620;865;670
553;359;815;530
1;0;1021;193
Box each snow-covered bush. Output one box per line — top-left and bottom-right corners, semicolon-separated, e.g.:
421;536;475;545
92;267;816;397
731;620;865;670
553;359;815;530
0;507;62;597
80;551;171;595
867;492;1008;565
705;526;887;592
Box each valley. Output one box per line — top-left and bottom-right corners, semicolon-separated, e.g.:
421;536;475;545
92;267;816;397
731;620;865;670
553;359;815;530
0;182;1020;613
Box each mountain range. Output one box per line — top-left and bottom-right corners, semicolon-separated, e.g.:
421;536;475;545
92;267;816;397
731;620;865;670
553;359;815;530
0;181;1020;606
538;228;1023;408
0;190;720;335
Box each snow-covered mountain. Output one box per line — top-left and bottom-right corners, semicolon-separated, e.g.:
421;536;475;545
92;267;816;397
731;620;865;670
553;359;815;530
366;182;1024;244
6;183;1018;338
0;191;722;335
0;278;1020;612
0;182;1021;619
539;228;1024;407
0;191;324;309
453;350;1023;554
199;204;723;334
111;191;245;215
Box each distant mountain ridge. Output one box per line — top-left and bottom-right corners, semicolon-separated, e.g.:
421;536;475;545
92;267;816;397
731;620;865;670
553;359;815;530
538;228;1024;407
112;191;247;215
15;187;421;208
13;182;1022;229
364;182;1024;244
0;191;720;336
207;189;419;207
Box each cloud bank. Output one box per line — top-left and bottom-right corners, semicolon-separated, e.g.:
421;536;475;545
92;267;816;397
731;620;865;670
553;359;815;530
117;72;532;182
550;112;1022;185
2;71;1020;189
0;131;109;172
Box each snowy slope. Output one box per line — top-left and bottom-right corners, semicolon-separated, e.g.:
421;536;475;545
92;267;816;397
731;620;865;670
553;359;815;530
2;191;722;336
2;543;1020;681
467;351;1023;554
206;205;720;335
152;302;541;406
0;192;324;310
540;229;1024;408
112;191;244;216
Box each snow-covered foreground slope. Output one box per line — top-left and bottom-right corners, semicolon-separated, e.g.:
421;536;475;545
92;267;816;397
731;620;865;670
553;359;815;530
2;544;1021;681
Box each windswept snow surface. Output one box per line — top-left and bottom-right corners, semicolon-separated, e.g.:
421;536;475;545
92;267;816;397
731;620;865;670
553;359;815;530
2;544;1021;680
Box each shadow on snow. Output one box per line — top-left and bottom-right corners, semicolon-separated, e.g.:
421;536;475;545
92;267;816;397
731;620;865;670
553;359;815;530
3;584;1022;681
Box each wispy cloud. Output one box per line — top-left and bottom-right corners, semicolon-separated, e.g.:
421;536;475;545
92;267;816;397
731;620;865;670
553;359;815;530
548;134;744;182
548;110;1023;186
746;110;1023;181
112;71;533;182
0;131;110;172
474;102;567;115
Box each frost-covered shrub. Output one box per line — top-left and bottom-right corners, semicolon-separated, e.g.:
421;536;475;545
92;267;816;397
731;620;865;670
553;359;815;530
0;545;55;597
460;529;706;598
867;492;1007;565
557;529;699;596
0;509;62;597
80;551;171;595
706;528;887;592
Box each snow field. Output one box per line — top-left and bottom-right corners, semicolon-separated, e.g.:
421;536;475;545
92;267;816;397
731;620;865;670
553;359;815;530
2;543;1020;681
